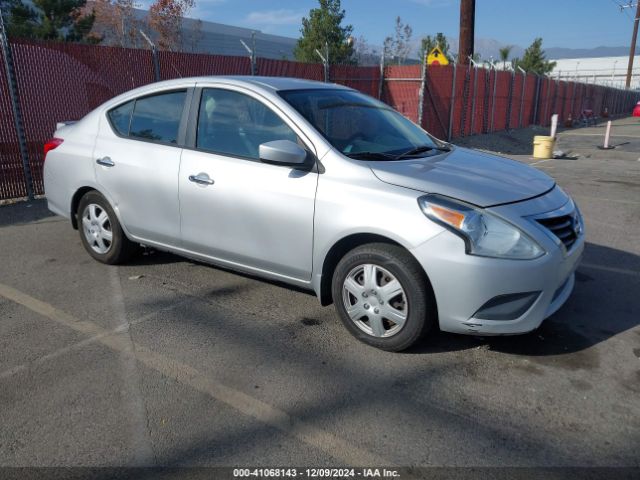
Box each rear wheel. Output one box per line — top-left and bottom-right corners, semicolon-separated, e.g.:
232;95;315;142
331;243;436;351
77;191;137;265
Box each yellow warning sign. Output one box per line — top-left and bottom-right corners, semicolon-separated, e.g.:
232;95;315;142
427;46;449;66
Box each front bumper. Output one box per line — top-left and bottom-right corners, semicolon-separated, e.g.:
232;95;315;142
409;194;585;336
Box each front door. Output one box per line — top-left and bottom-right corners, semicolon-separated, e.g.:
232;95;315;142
178;87;318;281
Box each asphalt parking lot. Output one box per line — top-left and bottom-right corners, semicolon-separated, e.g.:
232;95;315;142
0;117;639;471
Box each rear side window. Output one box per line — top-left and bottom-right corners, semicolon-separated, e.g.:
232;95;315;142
108;100;133;136
107;90;186;144
130;91;186;143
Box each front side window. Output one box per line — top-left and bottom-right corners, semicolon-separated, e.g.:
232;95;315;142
279;89;440;159
196;88;299;160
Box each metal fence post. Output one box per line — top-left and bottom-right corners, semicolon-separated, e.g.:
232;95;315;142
570;80;577;121
506;69;516;130
459;61;471;136
483;68;491;133
517;67;526;128
469;64;478;135
417;54;427;127
490;63;498;132
532;74;541;125
544;76;552;126
240;33;257;76
447;64;457;141
0;9;33;200
378;52;385;100
314;42;329;83
140;30;161;81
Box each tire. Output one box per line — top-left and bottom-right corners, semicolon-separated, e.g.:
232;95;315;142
77;191;137;265
331;243;436;352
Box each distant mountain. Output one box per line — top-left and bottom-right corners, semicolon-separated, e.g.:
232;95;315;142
409;35;633;62
544;46;631;59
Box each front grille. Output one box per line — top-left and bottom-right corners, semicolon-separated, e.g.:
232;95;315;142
537;214;578;250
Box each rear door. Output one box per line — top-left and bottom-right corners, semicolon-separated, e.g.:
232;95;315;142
94;89;191;245
178;86;318;281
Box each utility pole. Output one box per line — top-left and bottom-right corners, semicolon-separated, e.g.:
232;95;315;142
624;1;640;88
458;0;475;65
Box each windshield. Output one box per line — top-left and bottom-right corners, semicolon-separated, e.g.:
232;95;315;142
278;89;444;159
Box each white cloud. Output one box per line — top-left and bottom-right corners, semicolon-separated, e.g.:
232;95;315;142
244;9;303;27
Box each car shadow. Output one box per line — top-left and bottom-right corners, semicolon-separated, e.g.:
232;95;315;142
0;199;55;227
4;199;637;360
407;241;640;359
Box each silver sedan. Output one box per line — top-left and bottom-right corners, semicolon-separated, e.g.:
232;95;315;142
43;76;584;351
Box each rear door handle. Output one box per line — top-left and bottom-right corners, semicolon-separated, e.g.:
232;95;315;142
96;156;115;167
188;173;214;186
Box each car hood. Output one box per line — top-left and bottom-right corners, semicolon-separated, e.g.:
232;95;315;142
367;147;555;207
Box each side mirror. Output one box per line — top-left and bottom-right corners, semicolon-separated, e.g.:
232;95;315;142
259;140;308;166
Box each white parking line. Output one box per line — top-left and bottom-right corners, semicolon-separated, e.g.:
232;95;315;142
0;282;387;466
530;159;553;166
109;267;156;467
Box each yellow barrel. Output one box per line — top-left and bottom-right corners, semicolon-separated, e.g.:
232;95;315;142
532;135;555;159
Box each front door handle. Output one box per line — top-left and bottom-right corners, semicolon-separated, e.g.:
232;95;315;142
96;156;115;167
188;173;214;186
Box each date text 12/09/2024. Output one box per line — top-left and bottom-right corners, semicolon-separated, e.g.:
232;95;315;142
233;468;401;478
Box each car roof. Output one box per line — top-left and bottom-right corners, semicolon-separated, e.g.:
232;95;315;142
144;75;352;93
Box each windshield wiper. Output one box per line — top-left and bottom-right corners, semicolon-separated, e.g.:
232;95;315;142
395;144;451;159
344;151;398;160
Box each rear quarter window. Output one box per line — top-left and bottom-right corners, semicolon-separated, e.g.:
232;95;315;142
107;100;134;136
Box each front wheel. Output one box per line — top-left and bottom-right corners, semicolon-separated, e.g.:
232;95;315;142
331;243;436;352
77;191;137;265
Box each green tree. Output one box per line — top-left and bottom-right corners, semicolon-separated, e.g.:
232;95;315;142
2;0;97;42
418;32;449;63
498;45;513;70
513;38;556;74
1;0;40;37
294;0;354;64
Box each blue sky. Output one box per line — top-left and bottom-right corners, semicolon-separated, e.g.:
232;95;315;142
175;0;638;49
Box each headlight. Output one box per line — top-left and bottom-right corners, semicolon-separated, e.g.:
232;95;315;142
418;195;545;260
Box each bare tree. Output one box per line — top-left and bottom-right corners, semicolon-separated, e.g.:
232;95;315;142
148;0;195;51
353;35;377;65
383;16;412;65
184;18;204;52
92;0;142;47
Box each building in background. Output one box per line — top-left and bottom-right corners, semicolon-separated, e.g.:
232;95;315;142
551;55;640;90
178;16;297;59
92;6;298;60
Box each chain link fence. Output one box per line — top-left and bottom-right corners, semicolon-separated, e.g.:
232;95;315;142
1;37;639;202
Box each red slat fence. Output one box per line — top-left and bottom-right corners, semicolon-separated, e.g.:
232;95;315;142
1;38;639;201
